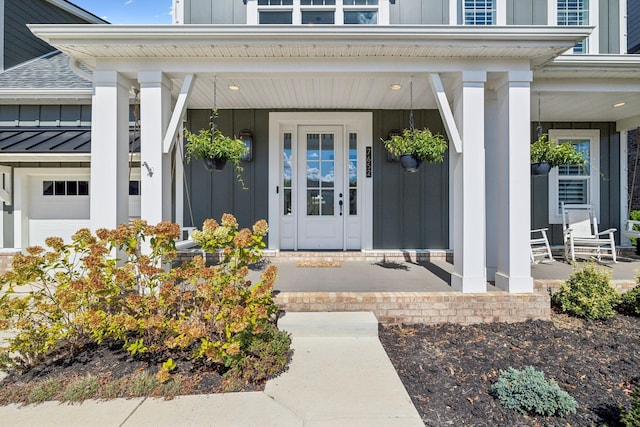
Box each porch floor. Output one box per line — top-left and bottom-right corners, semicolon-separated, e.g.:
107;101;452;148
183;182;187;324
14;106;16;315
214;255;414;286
247;254;640;293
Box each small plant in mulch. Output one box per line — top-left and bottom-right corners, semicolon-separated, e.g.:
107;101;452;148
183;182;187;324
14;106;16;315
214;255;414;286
0;214;291;404
621;384;640;427
618;281;640;316
491;366;577;417
552;261;620;320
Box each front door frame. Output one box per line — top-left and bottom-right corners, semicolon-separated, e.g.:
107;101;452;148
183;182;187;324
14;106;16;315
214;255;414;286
268;112;373;251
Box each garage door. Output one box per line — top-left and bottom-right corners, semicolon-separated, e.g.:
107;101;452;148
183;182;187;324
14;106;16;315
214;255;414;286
28;176;90;247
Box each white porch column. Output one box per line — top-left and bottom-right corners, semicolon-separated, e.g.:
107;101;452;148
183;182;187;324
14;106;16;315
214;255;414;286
90;71;130;231
451;71;487;293
138;71;172;225
494;70;534;293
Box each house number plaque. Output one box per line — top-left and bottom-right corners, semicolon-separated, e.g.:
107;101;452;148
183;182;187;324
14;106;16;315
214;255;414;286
366;146;372;177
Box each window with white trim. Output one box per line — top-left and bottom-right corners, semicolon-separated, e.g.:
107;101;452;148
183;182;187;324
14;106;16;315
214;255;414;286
252;0;384;25
557;0;589;53
463;0;495;25
548;129;600;224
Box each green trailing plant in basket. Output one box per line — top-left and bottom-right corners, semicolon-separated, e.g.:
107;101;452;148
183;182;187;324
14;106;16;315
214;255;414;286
183;110;248;186
382;128;447;163
530;134;585;168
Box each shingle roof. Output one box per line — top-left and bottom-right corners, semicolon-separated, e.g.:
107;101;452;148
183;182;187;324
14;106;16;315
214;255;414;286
0;51;92;90
0;128;140;153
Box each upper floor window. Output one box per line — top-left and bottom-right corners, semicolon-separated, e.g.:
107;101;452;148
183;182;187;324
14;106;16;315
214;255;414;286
557;0;589;53
253;0;383;25
464;0;495;25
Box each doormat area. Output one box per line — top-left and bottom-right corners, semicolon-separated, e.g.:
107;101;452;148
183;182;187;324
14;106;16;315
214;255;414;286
295;260;342;268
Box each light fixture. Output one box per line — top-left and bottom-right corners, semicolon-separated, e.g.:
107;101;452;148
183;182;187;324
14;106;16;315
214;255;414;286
239;129;253;161
228;84;240;91
390;84;401;90
613;102;626;108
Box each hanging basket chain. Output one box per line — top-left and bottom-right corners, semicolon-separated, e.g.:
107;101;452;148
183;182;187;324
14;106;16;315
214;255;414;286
536;93;543;139
409;79;415;132
211;77;217;138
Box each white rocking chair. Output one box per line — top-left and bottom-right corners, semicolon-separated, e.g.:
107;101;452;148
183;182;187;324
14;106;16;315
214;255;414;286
530;228;553;263
561;203;617;263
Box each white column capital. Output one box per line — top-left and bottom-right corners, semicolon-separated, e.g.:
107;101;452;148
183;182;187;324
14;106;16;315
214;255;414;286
494;70;533;90
137;71;172;89
93;70;132;89
461;70;487;84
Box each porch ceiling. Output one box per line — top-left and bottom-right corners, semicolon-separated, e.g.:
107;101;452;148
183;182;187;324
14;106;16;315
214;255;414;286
532;55;640;124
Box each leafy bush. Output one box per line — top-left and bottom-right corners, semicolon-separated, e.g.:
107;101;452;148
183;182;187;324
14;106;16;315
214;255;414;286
0;214;290;389
551;262;620;320
491;366;577;417
628;210;640;246
621;385;640;427
619;283;640;316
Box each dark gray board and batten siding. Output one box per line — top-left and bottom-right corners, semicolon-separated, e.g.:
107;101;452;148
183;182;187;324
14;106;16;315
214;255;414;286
629;0;640;53
530;122;621;245
3;0;93;70
182;109;450;250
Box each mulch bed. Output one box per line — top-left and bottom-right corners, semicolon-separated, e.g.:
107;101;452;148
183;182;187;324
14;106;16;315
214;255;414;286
0;341;261;405
379;313;640;427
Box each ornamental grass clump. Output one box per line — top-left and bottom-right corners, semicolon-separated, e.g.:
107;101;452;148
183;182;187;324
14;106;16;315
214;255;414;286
551;261;620;320
491;366;577;417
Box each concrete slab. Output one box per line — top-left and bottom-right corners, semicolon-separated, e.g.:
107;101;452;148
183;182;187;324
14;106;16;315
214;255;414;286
123;392;302;427
0;398;144;427
263;261;453;292
265;337;424;427
278;312;378;338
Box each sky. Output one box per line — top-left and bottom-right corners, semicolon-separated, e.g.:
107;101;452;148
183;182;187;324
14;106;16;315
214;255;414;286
70;0;173;24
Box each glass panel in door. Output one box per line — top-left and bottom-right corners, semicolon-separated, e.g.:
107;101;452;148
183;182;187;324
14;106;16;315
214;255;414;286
297;126;344;249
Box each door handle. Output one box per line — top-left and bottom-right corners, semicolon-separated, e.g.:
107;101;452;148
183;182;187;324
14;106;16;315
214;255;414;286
339;199;343;216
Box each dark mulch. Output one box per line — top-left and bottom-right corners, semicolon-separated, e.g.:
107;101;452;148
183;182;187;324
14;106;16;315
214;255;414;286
380;313;640;427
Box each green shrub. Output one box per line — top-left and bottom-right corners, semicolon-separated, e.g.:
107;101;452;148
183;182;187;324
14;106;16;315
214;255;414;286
621;385;640;427
491;366;577;417
629;210;640;246
551;262;620;319
619;283;640;316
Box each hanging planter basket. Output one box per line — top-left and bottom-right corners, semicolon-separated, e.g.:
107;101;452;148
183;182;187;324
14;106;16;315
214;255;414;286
203;156;228;171
400;154;421;172
530;162;551;176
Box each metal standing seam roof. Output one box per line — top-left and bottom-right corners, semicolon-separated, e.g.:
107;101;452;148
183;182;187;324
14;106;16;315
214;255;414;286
0;128;140;153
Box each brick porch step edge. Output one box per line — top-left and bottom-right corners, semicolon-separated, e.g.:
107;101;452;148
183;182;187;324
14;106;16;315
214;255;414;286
275;291;551;325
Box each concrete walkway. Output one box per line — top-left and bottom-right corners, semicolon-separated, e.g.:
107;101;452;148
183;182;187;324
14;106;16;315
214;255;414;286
0;312;424;427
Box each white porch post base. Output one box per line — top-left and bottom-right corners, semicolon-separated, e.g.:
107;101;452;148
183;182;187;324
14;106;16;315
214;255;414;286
495;272;533;293
451;273;487;293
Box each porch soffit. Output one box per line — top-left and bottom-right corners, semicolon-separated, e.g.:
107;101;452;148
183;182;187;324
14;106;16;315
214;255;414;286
29;25;590;69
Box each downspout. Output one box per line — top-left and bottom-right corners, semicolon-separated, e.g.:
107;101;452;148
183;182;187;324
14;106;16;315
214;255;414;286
68;57;93;82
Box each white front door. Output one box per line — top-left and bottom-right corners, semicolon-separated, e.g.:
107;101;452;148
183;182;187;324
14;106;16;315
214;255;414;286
297;126;344;249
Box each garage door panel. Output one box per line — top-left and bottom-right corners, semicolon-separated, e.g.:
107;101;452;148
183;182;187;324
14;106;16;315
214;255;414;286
29;219;91;247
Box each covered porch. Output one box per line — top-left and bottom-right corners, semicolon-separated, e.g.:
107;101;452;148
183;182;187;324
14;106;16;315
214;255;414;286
29;24;594;295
